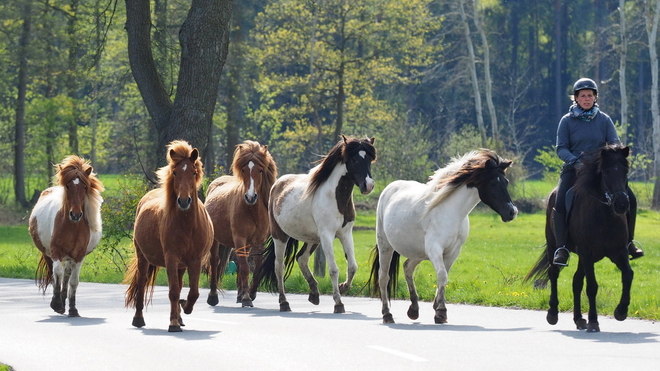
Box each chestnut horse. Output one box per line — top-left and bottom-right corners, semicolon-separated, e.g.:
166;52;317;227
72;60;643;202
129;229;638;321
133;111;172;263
255;136;376;313
124;140;214;332
29;155;105;317
205;140;277;308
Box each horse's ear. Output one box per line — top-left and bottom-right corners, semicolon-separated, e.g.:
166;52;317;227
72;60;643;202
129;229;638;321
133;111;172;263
622;146;630;158
341;134;348;143
190;148;199;162
369;137;375;145
85;166;93;177
263;144;268;152
501;160;512;170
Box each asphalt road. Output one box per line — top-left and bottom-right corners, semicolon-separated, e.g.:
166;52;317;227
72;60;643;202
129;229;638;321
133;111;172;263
1;277;658;371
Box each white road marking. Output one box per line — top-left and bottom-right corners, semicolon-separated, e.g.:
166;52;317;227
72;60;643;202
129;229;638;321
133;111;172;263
366;345;428;362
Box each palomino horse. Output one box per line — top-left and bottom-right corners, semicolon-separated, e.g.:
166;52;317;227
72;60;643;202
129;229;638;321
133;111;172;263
369;149;518;324
205;140;277;308
29;155;105;317
255;136;376;313
526;144;633;332
124;140;214;332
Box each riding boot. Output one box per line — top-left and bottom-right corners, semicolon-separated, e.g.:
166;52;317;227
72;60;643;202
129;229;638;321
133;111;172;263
626;206;644;260
552;208;570;266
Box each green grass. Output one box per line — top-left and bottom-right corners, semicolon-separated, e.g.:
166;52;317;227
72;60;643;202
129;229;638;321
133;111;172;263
3;207;659;321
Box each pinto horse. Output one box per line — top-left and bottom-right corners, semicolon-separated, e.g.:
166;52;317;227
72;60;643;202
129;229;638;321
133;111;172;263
29;155;104;317
255;136;376;313
124;140;214;332
205;140;277;308
526;144;633;332
368;149;518;324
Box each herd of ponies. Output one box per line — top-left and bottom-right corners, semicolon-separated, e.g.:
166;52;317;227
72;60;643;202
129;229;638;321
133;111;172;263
27;136;637;333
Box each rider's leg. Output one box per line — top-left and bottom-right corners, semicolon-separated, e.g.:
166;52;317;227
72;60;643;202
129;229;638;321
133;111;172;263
626;187;644;260
552;166;575;266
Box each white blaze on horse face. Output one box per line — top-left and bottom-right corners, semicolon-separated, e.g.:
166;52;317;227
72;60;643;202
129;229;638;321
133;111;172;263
246;161;256;197
359;150;366;158
182;164;188;171
73;178;80;185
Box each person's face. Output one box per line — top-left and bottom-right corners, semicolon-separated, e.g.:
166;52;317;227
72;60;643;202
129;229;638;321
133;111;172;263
576;89;596;110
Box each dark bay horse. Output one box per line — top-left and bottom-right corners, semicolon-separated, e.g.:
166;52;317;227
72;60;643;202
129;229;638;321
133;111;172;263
526;144;633;332
205;140;277;307
368;149;518;324
124;140;214;332
255;135;376;313
29;155;105;317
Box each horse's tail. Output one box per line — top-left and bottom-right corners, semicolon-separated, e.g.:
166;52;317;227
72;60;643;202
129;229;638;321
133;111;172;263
35;254;53;294
367;245;400;300
123;252;159;308
524;245;550;285
254;236;300;293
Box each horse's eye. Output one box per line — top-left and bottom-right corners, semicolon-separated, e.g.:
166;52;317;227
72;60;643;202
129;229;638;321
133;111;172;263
172;171;176;176
259;169;263;174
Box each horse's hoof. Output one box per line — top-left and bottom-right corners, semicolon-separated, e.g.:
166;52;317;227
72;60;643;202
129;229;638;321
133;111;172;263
586;323;600;332
207;293;219;307
339;282;350;295
50;301;65;314
168;325;182;332
334;304;345;314
308;292;320;305
383;313;395;324
280;302;291;312
132;317;146;328
434;315;448;324
68;309;80;318
614;306;628;321
241;299;254;308
546;311;558;325
179;299;193;315
407;307;419;320
575;319;587;330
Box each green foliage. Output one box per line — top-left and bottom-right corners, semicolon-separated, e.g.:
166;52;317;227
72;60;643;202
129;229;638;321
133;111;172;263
94;174;147;274
534;146;563;184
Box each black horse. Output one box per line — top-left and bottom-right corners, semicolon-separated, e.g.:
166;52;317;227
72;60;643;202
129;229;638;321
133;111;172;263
526;144;634;332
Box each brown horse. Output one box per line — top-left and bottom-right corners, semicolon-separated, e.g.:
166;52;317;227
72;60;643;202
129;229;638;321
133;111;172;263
205;140;277;307
29;155;105;317
124;140;214;332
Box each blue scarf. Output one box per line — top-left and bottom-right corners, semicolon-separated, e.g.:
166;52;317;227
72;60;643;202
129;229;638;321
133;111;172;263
569;103;600;122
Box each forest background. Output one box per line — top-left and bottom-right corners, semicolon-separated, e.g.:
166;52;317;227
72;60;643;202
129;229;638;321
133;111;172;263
3;0;660;210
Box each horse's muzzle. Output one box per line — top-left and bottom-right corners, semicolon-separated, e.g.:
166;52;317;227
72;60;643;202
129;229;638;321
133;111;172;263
177;196;192;210
500;203;518;222
69;211;83;222
244;193;258;205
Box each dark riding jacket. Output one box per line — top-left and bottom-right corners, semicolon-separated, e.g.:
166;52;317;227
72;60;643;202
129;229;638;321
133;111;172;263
556;110;620;165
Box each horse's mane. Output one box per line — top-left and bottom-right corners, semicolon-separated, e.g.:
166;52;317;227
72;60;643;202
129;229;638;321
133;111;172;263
55;155;104;231
305;136;376;198
425;149;507;212
156;140;204;208
574;143;629;192
232;140;278;206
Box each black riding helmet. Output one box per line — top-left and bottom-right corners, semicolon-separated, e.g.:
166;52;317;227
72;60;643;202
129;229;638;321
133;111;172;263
573;78;598;97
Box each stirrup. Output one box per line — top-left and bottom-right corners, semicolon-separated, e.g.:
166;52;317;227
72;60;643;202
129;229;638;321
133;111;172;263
628;240;644;260
553;247;570;266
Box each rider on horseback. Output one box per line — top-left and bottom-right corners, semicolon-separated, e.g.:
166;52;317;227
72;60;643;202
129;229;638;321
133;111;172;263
552;77;644;266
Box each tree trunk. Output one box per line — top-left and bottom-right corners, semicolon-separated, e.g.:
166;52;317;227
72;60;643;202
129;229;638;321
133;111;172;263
225;2;245;169
473;0;498;147
619;0;628;143
459;0;486;146
646;0;660;209
66;0;79;154
125;0;233;167
13;0;32;208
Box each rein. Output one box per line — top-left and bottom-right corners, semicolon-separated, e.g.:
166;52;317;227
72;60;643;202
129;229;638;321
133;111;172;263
588;173;628;207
